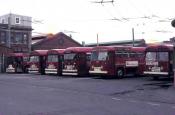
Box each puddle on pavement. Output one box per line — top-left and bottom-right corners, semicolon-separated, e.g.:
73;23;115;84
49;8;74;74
143;82;172;89
111;90;135;96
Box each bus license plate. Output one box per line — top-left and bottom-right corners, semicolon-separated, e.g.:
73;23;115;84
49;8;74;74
151;67;160;72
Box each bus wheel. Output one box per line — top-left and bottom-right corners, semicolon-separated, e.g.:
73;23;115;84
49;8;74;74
117;69;124;78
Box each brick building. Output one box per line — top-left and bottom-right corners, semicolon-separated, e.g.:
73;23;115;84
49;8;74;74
32;32;82;50
0;13;32;53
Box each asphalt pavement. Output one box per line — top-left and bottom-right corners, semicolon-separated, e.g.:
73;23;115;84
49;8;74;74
0;74;174;115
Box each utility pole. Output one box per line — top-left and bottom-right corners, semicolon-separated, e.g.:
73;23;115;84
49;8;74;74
132;28;135;47
7;13;11;48
97;33;99;46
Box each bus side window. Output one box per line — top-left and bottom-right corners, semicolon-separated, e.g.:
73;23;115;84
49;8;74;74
129;52;136;58
121;52;129;58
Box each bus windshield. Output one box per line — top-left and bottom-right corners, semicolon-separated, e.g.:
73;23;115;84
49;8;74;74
146;52;156;61
146;52;168;61
47;55;58;62
29;56;39;62
158;52;168;61
91;51;108;61
64;53;76;60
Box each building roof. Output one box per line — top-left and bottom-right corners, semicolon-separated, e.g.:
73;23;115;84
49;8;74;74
85;39;146;47
32;32;81;46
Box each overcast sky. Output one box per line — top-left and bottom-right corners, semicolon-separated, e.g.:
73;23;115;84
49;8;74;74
0;0;175;44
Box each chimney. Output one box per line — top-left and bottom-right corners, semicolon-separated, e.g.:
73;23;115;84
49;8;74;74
82;41;85;47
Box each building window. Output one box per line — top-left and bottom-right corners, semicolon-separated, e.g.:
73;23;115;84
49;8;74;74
0;32;6;44
15;17;20;24
15;33;23;43
11;33;15;43
23;34;28;44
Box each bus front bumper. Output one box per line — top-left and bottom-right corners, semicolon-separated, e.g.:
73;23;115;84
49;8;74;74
45;68;57;74
6;68;15;73
62;69;78;75
89;70;108;74
143;71;169;75
28;68;39;74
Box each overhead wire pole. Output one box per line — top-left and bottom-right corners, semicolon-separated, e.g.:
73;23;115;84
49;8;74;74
7;13;11;48
132;28;135;47
97;33;99;46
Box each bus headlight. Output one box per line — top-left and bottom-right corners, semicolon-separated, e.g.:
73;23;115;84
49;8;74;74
92;66;94;69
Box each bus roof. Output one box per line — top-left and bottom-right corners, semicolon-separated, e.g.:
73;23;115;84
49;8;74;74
30;50;48;56
64;47;92;53
146;44;173;52
47;49;65;55
92;46;133;52
8;53;29;57
92;46;115;51
131;47;146;52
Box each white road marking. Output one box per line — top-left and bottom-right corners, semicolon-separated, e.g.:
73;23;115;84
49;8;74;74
112;98;122;101
129;100;138;103
147;102;160;106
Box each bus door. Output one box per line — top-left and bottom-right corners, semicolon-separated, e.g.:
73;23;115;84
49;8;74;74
40;56;46;75
108;51;115;75
78;53;87;75
157;52;170;75
15;57;23;73
58;55;63;75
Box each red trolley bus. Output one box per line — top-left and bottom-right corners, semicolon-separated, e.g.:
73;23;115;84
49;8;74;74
143;44;173;79
89;46;145;78
28;50;48;75
6;53;29;73
45;49;65;75
62;47;92;76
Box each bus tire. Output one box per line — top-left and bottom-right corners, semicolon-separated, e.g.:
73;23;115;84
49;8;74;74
117;68;124;78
